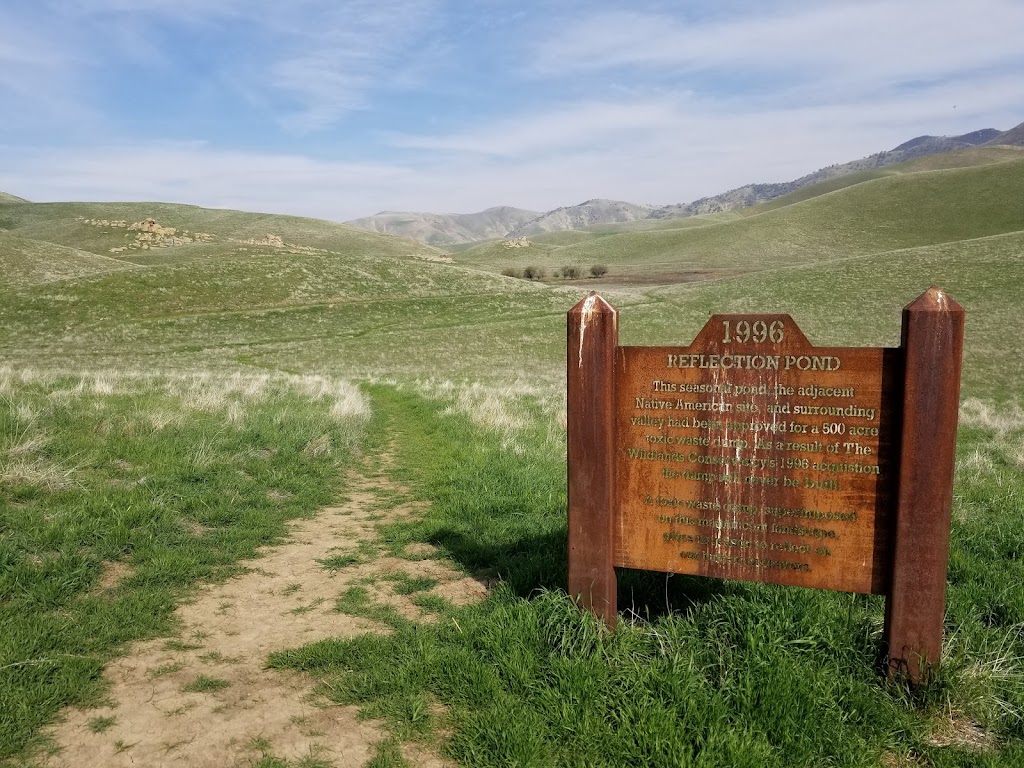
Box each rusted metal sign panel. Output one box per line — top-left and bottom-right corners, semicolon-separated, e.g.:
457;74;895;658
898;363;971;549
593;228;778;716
613;314;901;594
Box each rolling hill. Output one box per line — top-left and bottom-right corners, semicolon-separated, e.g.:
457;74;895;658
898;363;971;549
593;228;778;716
0;197;558;376
4;141;1019;397
0;229;138;287
344;206;540;247
345;122;1021;244
987;122;1024;146
749;145;1024;214
0;200;444;268
508;199;653;237
456;153;1024;282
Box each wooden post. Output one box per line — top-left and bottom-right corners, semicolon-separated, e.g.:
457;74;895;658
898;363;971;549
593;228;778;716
567;292;618;627
884;287;965;684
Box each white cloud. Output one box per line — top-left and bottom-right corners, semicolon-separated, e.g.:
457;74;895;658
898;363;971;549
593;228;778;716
532;0;1024;92
0;7;101;132
390;72;1024;163
1;1;441;136
259;0;440;133
389;100;684;156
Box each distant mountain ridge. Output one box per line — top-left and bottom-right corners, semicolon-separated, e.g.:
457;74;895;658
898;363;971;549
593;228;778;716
344;206;539;247
509;199;653;237
648;127;1006;220
986;123;1024;146
346;122;1022;243
892;128;1001;152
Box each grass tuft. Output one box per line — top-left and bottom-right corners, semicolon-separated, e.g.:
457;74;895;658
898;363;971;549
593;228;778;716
86;715;116;733
181;675;230;693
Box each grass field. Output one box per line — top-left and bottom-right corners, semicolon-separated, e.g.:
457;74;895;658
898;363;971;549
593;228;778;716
2;146;1023;766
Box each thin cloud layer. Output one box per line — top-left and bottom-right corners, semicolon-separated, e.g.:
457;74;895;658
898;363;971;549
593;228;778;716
0;1;1021;219
531;1;1024;87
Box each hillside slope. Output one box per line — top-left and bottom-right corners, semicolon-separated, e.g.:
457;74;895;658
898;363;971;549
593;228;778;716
0;199;556;372
509;199;653;237
0;230;137;287
346;123;1018;245
0;201;441;267
345;206;540;246
987;121;1024;146
461;157;1024;277
620;230;1024;402
1;149;1021;395
750;145;1024;214
649;127;1007;219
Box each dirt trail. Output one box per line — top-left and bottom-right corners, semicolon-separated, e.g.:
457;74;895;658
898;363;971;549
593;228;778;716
42;451;483;768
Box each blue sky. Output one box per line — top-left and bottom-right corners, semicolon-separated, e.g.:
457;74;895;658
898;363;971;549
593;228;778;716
1;0;1022;220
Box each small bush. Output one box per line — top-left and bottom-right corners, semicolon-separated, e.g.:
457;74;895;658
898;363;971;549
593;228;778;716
522;266;546;280
590;264;608;277
561;266;581;279
501;267;522;278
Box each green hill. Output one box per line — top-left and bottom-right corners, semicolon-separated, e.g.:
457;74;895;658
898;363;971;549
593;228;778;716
455;212;743;263
0;230;137;287
589;210;744;232
458;156;1024;281
751;145;1024;214
0;201;554;373
0;200;436;266
0;191;28;203
453;146;1021;261
622;230;1024;401
2;155;1022;390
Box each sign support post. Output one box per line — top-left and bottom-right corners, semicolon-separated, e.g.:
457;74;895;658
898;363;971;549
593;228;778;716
884;288;965;684
567;294;618;627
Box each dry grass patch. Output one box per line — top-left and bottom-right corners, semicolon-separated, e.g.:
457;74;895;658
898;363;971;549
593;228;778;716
95;561;136;592
927;716;998;751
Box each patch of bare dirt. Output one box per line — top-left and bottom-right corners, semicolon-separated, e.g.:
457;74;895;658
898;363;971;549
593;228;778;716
403;542;439;559
95;561;135;592
41;450;473;768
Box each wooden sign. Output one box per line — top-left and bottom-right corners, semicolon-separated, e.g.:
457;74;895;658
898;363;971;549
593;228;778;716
615;316;901;594
567;289;964;684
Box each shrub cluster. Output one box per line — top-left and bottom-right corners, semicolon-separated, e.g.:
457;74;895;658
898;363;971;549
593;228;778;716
501;264;608;280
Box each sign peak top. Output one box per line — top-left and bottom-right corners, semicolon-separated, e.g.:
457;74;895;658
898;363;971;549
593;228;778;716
905;287;965;314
